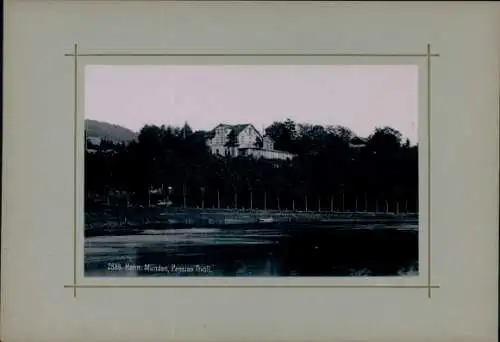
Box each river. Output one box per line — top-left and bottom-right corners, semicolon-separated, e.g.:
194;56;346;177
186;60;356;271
84;220;418;277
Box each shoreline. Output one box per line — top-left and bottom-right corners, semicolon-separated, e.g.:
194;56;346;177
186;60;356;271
86;206;417;223
86;205;418;217
84;206;418;236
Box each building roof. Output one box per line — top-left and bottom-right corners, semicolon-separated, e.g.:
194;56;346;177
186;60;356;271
213;123;231;130
229;124;252;136
211;123;259;137
263;135;274;143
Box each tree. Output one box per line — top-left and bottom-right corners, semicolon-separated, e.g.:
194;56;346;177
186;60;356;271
85;120;419;213
367;126;403;153
265;118;297;152
181;122;193;139
283;118;297;139
325;125;354;143
254;136;263;149
225;130;239;156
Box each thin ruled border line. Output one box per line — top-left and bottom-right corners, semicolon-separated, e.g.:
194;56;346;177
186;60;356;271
426;44;432;298
63;284;441;289
68;46;439;294
64;52;440;57
72;44;78;299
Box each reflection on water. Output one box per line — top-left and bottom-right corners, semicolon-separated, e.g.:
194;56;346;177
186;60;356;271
84;221;418;277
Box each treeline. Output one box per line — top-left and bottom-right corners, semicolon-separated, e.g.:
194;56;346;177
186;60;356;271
85;119;418;212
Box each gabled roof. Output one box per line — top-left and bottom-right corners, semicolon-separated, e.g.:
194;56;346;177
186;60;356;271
211;123;261;137
263;135;274;143
230;124;252;136
213;123;231;130
207;124;228;138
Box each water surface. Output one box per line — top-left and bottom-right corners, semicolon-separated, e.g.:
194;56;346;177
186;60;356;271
85;221;418;277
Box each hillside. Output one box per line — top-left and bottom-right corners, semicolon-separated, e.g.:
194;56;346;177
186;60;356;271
85;119;137;143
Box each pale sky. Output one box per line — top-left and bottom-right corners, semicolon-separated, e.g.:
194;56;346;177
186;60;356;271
85;64;418;142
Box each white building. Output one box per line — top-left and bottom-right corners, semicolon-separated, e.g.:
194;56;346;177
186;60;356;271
206;123;295;161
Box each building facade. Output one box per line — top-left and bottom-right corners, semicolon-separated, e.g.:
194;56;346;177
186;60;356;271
207;123;295;161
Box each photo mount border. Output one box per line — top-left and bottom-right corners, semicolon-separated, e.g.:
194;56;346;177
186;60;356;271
65;45;440;298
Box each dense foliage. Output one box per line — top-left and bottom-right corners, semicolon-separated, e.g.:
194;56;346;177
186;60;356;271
85;119;418;212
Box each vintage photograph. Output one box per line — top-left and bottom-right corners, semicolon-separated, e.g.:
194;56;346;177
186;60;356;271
84;64;419;277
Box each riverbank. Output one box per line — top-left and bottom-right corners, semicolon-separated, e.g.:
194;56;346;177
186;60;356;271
85;205;418;235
